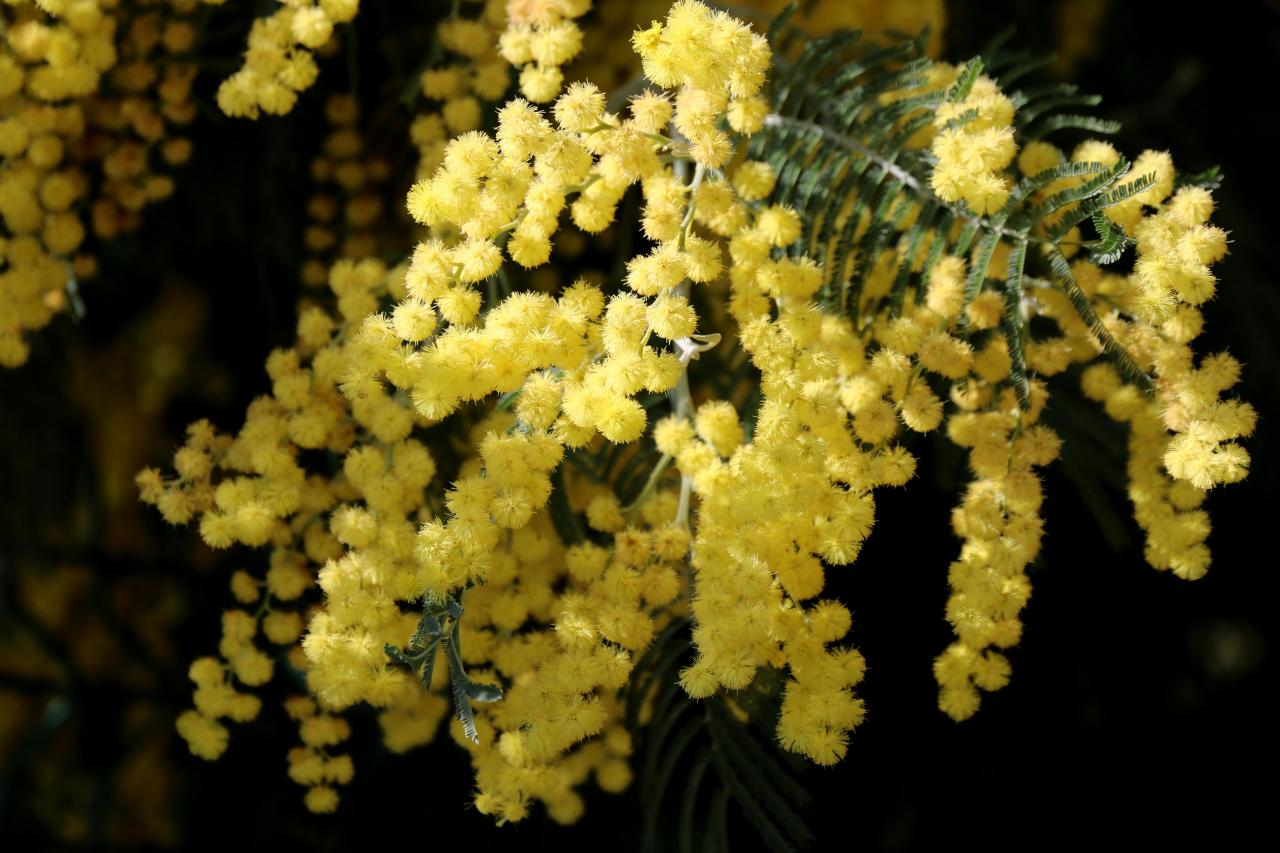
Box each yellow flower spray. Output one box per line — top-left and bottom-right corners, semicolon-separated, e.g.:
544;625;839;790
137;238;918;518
129;0;1251;825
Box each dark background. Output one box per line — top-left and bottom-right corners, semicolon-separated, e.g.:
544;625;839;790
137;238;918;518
2;1;1277;849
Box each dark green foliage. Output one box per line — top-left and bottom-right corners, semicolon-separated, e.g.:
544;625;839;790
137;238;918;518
384;591;503;744
1045;246;1153;391
1002;239;1031;409
1086;212;1134;265
627;620;814;853
1175;165;1223;191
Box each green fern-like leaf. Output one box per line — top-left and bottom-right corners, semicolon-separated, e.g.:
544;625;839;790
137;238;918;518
751;25;1159;411
628;619;814;853
384;591;503;745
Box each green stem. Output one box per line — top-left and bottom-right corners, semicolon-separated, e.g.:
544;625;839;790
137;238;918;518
625;453;674;514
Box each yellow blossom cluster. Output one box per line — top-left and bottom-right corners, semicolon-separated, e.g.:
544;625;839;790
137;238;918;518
2;0;207;366
932;407;1060;719
1074;179;1252;580
930;73;1018;214
462;490;690;823
631;0;771;167
820;45;1255;718
284;696;358;813
215;0;358;118
299;94;390;287
563;0;946;106
667;315;896;763
501;0;591;103
136;0;1251;827
141;287;695;816
412;0;508;175
559;0;666;94
923;130;1247;712
81;1;202;240
389;0;509;328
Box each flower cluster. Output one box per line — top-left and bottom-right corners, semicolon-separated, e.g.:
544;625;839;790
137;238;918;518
632;0;771;167
412;0;509;177
216;0;359;118
930;73;1017;214
134;0;1252;827
299;95;391;288
2;0;207;366
932;411;1058;719
500;0;591;103
1080;181;1252;580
